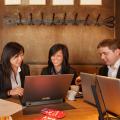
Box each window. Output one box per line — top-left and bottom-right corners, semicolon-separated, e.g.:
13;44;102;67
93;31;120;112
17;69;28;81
53;0;74;5
4;0;102;6
5;0;21;5
80;0;102;5
29;0;46;5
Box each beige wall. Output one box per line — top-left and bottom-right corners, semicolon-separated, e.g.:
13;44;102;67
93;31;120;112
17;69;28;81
0;0;115;64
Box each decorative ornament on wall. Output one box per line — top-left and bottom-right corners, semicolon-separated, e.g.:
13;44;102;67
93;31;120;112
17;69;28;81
3;12;115;28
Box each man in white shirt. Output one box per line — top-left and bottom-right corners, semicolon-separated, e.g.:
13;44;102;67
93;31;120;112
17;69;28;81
97;39;120;78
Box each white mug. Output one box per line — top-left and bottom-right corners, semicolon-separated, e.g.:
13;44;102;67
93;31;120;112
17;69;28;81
70;85;79;93
67;90;77;101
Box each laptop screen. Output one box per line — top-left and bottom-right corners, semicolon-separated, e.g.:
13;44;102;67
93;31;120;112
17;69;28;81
22;74;73;106
91;76;107;120
95;78;107;114
80;72;95;105
97;75;120;116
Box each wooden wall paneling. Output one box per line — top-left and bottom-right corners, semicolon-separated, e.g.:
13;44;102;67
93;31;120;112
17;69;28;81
116;0;120;40
0;0;115;64
0;0;4;56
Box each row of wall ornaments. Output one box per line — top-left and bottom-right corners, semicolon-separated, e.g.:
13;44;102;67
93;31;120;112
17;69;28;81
3;12;115;28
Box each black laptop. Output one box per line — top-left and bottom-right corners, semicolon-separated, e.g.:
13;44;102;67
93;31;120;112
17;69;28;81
91;75;120;120
97;75;120;118
20;74;73;106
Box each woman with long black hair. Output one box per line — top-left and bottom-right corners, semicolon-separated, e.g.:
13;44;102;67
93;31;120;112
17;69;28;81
0;42;30;99
41;43;79;85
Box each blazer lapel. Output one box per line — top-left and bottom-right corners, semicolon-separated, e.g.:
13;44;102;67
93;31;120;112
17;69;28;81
102;66;108;76
116;66;120;78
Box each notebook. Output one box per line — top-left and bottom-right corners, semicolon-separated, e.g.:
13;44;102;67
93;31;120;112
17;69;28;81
91;76;107;120
20;74;73;106
80;72;96;105
97;75;120;116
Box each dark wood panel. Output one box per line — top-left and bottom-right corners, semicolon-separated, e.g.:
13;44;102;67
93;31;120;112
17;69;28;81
0;0;115;64
116;0;120;40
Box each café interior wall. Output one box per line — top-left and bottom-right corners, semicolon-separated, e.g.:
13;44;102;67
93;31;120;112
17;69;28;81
0;0;115;65
116;0;120;40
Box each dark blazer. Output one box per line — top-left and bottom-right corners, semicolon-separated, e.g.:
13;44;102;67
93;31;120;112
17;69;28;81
41;66;78;85
0;64;30;99
99;65;120;78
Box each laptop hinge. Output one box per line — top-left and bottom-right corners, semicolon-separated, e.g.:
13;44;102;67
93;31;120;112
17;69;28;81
26;98;64;106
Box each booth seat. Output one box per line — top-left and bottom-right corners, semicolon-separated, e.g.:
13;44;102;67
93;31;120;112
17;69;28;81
28;64;101;75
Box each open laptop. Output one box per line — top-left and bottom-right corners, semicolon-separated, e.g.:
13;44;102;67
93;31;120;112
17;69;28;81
80;72;96;105
97;75;120;117
20;74;73;106
91;76;108;120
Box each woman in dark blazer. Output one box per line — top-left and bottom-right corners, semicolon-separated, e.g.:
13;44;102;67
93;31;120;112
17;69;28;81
0;42;30;99
41;43;78;85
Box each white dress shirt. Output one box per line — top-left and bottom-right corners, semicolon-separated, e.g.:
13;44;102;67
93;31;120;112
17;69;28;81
10;67;21;89
108;59;120;78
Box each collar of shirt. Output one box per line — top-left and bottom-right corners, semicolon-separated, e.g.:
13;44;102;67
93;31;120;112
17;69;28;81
10;67;21;89
11;67;21;77
108;58;120;70
51;67;62;75
18;67;21;72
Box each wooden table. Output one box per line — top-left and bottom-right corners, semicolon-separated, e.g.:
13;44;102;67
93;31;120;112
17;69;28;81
11;99;98;120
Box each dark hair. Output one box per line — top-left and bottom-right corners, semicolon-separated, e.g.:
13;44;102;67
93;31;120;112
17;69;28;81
48;43;70;73
97;39;120;51
1;42;24;82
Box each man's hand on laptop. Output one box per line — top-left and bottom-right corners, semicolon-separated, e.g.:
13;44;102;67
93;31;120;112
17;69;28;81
8;87;24;96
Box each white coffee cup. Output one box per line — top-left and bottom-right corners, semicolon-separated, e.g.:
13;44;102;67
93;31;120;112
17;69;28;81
67;90;77;101
70;85;79;93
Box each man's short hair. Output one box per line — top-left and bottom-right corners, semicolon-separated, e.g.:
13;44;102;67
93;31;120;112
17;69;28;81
97;39;120;51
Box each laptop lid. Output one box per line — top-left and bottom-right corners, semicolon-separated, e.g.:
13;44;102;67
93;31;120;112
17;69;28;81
22;74;73;106
80;72;95;105
91;77;107;120
97;75;120;116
